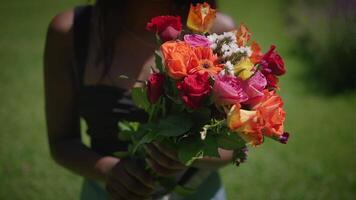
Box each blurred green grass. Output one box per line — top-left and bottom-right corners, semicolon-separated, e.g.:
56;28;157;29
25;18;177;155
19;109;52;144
0;0;355;199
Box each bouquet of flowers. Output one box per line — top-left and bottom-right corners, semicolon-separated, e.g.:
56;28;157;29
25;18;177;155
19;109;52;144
117;1;289;189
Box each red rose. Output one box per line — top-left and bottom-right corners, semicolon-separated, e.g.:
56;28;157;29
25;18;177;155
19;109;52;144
176;72;211;109
263;72;279;89
147;73;165;104
146;16;182;42
262;45;286;76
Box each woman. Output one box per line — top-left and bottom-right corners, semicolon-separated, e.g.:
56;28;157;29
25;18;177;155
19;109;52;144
44;0;236;199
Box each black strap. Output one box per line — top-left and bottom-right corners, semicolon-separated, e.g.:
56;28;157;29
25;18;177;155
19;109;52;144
73;5;92;89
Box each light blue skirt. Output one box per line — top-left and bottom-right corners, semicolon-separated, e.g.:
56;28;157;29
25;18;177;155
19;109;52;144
80;172;226;200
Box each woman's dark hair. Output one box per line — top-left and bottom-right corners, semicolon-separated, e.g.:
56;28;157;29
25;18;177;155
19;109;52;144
174;0;217;8
93;0;217;77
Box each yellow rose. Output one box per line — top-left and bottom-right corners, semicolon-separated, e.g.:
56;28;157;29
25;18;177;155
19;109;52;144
227;104;264;146
234;57;254;80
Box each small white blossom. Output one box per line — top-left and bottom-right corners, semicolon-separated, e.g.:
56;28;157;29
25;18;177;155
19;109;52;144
224;61;235;75
241;46;253;57
218;69;226;76
221;44;230;52
210;43;217;50
200;126;209;140
225;61;234;70
207;33;218;43
221;31;237;42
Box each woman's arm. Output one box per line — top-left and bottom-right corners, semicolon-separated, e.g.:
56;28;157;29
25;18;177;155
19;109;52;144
211;12;236;33
44;10;119;182
44;12;184;198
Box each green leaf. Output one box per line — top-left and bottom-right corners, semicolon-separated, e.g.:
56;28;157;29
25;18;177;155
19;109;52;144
154;51;164;72
118;121;131;131
118;121;140;141
178;137;204;166
217;131;246;150
132;131;159;153
203;135;220;158
118;121;139;131
156;114;193;137
113;151;130;158
131;87;150;111
190;108;211;133
118;131;133;141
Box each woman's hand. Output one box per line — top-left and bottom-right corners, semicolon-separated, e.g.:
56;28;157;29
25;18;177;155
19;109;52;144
105;159;155;200
145;142;187;177
192;148;235;170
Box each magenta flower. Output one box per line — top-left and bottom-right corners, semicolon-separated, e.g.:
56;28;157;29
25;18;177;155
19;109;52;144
213;75;248;105
278;132;290;144
243;71;267;105
184;34;211;48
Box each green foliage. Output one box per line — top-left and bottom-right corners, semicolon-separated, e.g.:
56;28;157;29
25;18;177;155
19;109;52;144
190;108;211;133
156;114;193;137
131;87;150;111
203;135;220;158
113;151;131;158
217;130;245;150
177;136;205;166
132;132;159;153
118;121;139;141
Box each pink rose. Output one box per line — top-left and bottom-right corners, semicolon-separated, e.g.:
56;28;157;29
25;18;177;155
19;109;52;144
243;71;267;105
183;34;211;48
212;75;248;105
159;26;181;42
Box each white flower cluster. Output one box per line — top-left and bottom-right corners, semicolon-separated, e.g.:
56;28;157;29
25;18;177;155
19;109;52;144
219;61;235;76
208;31;237;50
208;31;252;58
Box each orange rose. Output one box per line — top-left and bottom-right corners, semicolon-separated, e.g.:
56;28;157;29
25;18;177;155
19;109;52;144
254;90;285;136
161;42;223;79
187;3;216;33
161;41;194;80
227;104;264;146
236;24;251;47
227;90;286;145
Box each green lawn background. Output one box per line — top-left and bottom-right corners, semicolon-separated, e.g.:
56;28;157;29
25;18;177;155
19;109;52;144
0;0;355;199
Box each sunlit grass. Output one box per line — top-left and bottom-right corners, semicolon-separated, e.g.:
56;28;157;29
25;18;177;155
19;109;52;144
219;0;356;199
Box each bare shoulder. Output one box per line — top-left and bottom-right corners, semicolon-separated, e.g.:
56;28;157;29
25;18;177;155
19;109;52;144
48;9;74;35
44;9;75;87
212;12;236;33
44;9;75;64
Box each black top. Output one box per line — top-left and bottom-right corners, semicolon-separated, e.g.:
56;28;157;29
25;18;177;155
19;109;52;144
73;5;147;156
